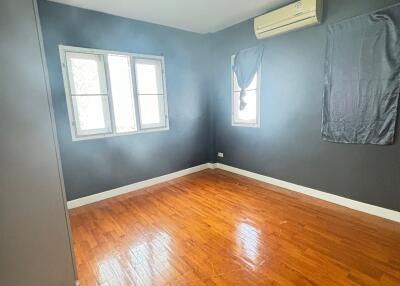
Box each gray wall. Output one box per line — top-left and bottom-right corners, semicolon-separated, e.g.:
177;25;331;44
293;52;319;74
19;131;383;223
0;0;76;285
211;0;400;212
39;0;400;212
38;0;212;201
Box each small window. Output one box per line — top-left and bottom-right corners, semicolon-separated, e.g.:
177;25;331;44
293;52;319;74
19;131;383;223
60;46;168;140
231;55;261;127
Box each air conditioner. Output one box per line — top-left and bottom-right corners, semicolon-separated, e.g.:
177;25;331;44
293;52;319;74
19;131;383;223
254;0;323;39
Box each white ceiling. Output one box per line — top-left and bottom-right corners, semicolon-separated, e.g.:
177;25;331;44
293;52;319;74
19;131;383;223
48;0;293;34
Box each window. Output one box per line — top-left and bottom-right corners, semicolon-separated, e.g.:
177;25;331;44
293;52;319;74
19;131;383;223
231;55;261;127
59;46;168;141
134;58;166;129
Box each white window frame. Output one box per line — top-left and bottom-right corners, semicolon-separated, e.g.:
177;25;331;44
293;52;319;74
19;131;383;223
133;57;167;130
59;45;169;141
231;55;261;128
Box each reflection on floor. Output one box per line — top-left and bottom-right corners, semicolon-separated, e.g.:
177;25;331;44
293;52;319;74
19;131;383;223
69;169;400;286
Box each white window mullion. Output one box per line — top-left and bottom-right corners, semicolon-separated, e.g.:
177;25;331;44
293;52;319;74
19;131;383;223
160;59;169;129
130;56;143;131
60;54;80;138
103;54;117;134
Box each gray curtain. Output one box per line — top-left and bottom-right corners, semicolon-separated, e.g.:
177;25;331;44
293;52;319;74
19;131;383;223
233;46;264;110
322;4;400;145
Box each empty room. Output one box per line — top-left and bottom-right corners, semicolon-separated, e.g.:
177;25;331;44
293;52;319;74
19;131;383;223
2;0;400;285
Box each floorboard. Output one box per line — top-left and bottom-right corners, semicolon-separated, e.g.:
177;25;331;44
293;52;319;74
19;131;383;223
69;169;400;286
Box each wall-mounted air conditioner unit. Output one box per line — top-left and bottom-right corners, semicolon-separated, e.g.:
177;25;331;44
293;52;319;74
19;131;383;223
254;0;323;39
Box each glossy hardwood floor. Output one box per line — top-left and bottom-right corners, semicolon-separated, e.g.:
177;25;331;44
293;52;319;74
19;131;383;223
69;170;400;286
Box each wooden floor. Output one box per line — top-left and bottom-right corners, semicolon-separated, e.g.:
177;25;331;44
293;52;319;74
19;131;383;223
70;170;400;286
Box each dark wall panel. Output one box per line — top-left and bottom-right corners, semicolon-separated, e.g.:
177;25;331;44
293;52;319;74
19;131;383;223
0;0;76;284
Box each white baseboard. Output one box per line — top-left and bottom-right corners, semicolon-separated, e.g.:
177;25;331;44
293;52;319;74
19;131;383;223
215;163;400;223
67;161;400;223
67;163;213;209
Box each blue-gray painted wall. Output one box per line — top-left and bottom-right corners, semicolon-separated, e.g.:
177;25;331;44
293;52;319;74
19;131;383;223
38;0;212;201
39;0;400;212
211;0;400;212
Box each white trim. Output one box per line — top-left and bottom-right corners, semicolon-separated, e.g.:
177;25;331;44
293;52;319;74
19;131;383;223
67;163;211;209
59;45;166;60
66;162;400;223
215;163;400;223
208;162;217;169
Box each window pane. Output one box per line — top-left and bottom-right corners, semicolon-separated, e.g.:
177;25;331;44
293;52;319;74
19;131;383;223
66;52;107;95
135;59;163;95
108;54;137;133
233;72;257;92
247;73;258;90
234;90;257;122
135;58;166;129
72;95;111;133
138;94;161;125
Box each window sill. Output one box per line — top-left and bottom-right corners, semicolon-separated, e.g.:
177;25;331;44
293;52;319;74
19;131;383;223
71;126;169;142
232;122;260;128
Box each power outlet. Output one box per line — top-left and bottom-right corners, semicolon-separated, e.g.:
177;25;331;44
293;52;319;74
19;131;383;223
218;152;224;158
